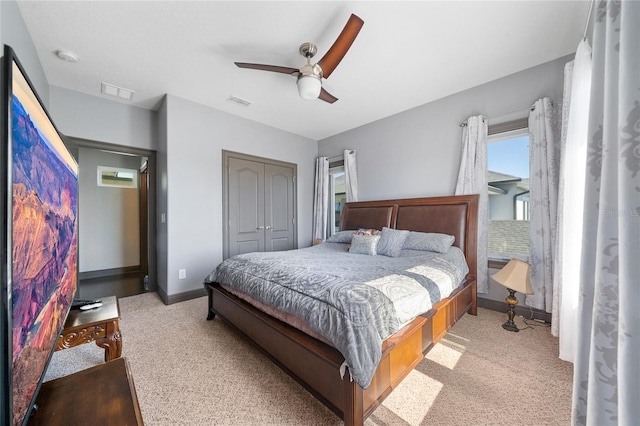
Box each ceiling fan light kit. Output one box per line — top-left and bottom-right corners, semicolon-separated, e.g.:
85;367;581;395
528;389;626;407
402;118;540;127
297;75;321;100
234;13;364;104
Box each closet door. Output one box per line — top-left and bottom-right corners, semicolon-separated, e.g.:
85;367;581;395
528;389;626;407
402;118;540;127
224;151;297;259
228;157;265;257
264;164;295;252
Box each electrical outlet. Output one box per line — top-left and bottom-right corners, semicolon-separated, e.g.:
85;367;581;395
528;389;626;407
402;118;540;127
178;269;186;279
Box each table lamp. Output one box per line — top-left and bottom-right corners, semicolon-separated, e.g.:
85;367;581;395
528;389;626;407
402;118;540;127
491;259;533;332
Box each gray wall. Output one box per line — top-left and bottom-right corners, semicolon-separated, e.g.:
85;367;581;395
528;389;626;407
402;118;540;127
78;147;140;272
1;0;49;107
48;89;315;301
318;56;568;200
160;94;316;298
156;98;169;299
318;55;569;302
49;89;317;301
49;87;157;151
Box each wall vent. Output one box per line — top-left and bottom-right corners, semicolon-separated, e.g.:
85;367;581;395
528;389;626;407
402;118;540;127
226;95;251;107
101;82;134;100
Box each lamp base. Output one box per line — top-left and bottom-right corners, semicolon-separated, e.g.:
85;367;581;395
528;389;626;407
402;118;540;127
502;289;520;332
502;321;520;332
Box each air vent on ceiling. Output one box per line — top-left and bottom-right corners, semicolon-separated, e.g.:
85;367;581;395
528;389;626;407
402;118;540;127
226;95;252;107
101;82;134;100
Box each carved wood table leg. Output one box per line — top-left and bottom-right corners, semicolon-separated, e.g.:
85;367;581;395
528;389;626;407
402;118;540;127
97;320;123;362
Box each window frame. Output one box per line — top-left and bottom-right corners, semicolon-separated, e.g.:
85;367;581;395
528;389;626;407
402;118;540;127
487;118;530;263
328;160;345;235
97;165;139;189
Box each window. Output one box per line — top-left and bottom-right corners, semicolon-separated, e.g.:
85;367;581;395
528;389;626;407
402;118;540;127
487;122;529;260
97;166;138;188
329;163;346;234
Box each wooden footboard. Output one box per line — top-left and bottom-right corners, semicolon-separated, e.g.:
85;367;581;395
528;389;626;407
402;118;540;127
205;276;476;425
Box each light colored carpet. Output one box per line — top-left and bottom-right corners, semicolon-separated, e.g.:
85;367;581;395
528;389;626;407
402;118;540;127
46;292;573;425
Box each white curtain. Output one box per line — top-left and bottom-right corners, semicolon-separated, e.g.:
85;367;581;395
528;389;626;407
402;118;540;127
454;115;488;293
344;149;358;202
312;157;329;241
552;62;572;339
552;39;592;363
526;98;560;312
573;1;640;424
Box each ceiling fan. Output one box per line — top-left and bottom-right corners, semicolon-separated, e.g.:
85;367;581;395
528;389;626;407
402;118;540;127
235;14;364;104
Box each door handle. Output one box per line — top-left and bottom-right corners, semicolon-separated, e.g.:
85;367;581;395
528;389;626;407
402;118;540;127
265;225;272;231
257;226;265;230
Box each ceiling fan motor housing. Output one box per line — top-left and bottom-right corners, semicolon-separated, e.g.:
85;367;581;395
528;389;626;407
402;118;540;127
299;42;318;59
298;62;323;79
298;42;324;80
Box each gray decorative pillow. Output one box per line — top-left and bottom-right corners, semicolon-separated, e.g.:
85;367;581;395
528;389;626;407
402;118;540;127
377;227;410;257
403;231;455;253
326;230;356;244
349;234;380;255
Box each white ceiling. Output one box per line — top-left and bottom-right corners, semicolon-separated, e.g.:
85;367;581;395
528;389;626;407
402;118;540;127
17;1;590;141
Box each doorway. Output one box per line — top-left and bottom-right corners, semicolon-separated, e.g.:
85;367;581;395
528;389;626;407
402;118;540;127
66;137;157;300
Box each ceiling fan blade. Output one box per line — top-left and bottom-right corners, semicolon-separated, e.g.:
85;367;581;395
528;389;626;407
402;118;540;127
317;14;364;79
234;62;299;76
318;87;338;104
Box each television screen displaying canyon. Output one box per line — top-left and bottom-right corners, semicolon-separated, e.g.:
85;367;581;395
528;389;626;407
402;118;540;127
10;62;78;426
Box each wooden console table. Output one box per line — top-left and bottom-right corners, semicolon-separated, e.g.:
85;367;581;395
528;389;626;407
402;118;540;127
56;295;122;362
28;357;143;425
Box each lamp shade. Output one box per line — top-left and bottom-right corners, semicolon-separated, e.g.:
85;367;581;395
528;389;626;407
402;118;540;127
491;258;533;295
297;75;321;100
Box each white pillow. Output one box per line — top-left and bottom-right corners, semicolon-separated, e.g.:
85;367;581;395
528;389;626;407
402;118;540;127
349;234;380;255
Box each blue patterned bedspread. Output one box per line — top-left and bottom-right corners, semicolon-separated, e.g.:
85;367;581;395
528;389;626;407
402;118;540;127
207;242;468;389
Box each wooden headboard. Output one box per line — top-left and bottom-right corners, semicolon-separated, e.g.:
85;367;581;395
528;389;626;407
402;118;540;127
340;195;479;280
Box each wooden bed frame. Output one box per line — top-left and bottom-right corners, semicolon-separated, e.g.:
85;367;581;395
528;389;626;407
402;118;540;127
204;194;478;425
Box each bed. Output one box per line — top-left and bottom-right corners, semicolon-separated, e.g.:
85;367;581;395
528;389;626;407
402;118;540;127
204;194;478;425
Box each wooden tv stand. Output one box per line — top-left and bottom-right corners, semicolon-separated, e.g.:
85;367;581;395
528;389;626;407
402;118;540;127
28;357;143;425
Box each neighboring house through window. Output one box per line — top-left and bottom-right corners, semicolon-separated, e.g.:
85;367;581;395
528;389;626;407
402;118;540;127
487;119;529;261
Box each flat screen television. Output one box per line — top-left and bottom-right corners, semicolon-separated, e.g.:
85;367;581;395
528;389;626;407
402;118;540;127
0;44;79;426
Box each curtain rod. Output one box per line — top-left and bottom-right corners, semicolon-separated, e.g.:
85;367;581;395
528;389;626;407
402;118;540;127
459;116;487;128
328;150;355;162
460;102;541;127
